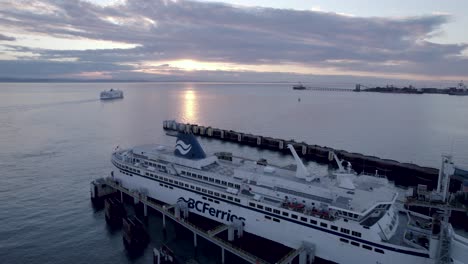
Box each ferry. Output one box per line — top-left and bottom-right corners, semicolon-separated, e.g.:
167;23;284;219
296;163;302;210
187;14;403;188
293;82;307;90
100;89;123;100
109;132;468;264
448;81;468;96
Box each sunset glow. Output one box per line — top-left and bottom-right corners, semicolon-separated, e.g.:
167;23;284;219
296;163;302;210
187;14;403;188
163;60;245;72
0;0;467;84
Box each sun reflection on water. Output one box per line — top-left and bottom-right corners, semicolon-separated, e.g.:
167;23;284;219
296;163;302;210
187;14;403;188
182;89;198;122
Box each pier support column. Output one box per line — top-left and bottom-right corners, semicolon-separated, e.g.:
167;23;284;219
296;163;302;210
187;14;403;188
144;204;148;217
175;206;181;219
228;225;235;241
153;248;160;264
193;232;197;248
120;191;123;202
299;251;307;264
163;214;166;229
221;247;225;264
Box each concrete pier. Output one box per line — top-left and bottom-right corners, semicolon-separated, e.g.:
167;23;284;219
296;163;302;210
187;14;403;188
122;215;149;251
90;178;117;203
163;120;441;188
104;197;126;226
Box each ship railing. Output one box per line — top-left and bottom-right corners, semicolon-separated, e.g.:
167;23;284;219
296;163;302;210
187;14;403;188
406;214;432;234
359;171;388;179
162;207;268;263
406;225;432;235
280;202;337;221
403;230;429;250
275;246;305;264
405;198;467;212
308;211;337;221
113;154;123;161
280;202;305;213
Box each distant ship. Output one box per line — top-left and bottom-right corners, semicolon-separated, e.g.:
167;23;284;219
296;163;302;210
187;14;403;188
109;132;468;264
100;89;124;100
293;82;307;90
448;81;468;96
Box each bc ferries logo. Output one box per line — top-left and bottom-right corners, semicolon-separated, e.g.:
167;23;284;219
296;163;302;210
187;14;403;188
178;197;245;222
175;140;192;155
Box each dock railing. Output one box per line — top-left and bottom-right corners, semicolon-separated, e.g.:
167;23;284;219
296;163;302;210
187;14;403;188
104;178;269;264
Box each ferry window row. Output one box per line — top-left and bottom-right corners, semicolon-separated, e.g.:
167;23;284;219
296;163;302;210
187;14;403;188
180;170;241;189
337;210;360;220
202;196;220;204
248;201;362;238
115;161;140;174
264;215;281;223
115;162;240;203
144;161;166;171
342;227;363;238
159;183;173;190
120;170;133;176
145;171;242;204
339;238;384;254
116;162;242;206
249;201;330;226
198;188;241;204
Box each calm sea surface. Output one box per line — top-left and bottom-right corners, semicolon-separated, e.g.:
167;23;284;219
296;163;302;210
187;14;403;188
1;82;467;264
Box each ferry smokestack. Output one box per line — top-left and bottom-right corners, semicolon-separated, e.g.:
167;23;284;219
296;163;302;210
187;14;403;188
174;132;207;160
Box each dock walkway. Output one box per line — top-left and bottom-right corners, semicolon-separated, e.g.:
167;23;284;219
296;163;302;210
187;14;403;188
103;178;270;264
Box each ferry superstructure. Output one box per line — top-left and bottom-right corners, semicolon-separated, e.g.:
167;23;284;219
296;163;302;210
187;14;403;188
100;89;123;100
109;133;468;264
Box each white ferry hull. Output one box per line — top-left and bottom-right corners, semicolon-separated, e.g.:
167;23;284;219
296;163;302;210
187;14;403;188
100;97;123;100
114;170;434;264
100;95;123;100
100;89;123;100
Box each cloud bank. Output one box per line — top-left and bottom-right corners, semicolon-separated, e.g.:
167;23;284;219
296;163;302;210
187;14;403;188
0;33;16;41
0;0;466;84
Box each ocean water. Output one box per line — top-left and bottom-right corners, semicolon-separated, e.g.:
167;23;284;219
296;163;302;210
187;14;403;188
1;82;467;264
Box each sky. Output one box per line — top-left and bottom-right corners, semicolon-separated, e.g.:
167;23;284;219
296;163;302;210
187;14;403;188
0;0;467;86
